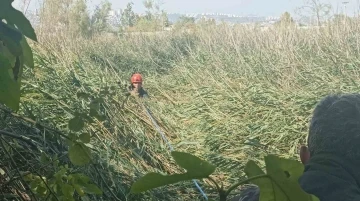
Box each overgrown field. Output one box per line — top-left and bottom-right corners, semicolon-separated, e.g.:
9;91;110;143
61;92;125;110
9;21;360;200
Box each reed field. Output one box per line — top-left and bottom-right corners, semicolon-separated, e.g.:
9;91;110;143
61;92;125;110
4;18;360;200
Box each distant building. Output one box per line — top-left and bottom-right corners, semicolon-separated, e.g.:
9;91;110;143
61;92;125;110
167;12;280;25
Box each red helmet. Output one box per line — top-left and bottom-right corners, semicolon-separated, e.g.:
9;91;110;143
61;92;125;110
131;73;143;83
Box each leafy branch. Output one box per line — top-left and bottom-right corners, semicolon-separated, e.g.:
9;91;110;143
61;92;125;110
0;0;37;111
0;2;108;200
130;151;320;201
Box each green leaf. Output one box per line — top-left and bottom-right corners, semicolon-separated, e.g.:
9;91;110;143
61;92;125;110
29;180;38;190
264;155;318;201
74;184;85;197
0;4;37;41
54;166;68;182
68;116;84;132
83;184;103;195
171;151;216;176
244;155;319;201
68;132;78;141
20;35;34;68
244;160;282;201
72;173;91;185
61;183;75;199
79;133;91;143
23;173;34;182
0;39;16;67
68;143;91;166
0;21;23;56
131;151;215;194
131;172;195;194
36;184;48;196
0;55;20;110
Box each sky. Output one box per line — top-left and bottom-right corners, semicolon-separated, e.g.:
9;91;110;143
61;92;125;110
13;0;360;17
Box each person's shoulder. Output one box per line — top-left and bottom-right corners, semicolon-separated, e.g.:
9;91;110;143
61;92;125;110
140;88;149;98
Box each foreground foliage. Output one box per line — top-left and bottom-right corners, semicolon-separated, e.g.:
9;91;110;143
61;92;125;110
131;151;319;201
0;0;36;110
2;0;360;200
0;2;104;200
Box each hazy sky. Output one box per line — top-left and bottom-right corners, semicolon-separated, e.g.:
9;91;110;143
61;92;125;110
14;0;360;16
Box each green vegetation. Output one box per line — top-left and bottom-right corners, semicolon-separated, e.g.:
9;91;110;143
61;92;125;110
1;0;359;200
131;152;319;201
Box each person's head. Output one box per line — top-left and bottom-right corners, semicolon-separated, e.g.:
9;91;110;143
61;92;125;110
230;185;260;201
131;73;143;90
300;93;360;164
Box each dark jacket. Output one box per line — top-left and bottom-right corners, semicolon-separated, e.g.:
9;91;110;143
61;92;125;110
128;85;149;98
298;153;360;201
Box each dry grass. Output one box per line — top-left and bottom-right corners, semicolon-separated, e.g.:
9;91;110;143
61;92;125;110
18;18;360;200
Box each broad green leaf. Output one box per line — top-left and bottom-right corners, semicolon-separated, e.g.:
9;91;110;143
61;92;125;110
245;155;319;201
23;174;33;182
54;167;68;182
171;151;216;176
68;132;78;141
245;160;284;201
13;54;24;82
74;184;85;196
72;173;91;184
37;184;48;196
0;21;23;56
0;55;20;110
79;133;91;143
61;183;75;199
68;116;84;132
83;184;103;195
0;21;26;84
0;3;37;41
68;143;91;166
0;39;16;67
20;35;34;68
30;179;40;190
264;155;319;201
131;151;215;193
131;172;199;193
0;20;22;42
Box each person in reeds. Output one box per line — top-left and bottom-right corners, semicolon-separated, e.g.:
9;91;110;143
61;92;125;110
299;93;360;201
128;73;149;98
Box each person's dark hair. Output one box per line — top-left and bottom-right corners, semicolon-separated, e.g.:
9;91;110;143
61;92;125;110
308;93;360;159
230;185;260;201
